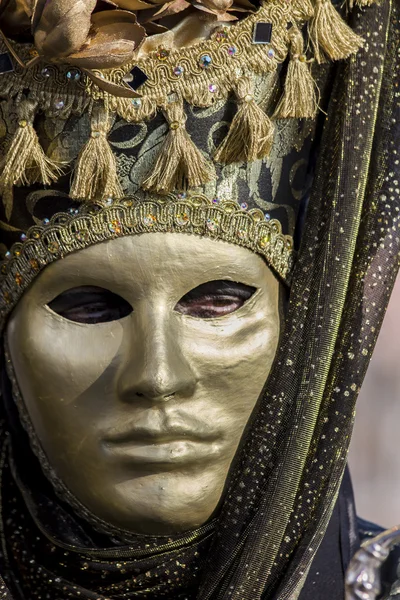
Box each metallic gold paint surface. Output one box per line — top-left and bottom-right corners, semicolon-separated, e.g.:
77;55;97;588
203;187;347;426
6;233;280;534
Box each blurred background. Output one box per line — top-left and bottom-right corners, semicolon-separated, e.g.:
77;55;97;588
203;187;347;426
349;274;400;528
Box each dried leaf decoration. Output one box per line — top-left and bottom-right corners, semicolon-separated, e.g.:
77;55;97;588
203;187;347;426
0;0;256;85
32;1;146;69
0;0;32;34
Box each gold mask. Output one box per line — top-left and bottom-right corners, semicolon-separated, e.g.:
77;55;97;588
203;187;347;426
7;232;280;534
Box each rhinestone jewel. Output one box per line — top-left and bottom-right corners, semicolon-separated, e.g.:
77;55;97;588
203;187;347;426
143;214;157;226
177;192;187;199
66;68;81;82
227;46;237;57
264;212;271;221
54;99;65;110
47;241;60;254
157;47;170;60
253;22;273;45
215;30;228;43
20;233;27;242
109;220;122;234
131;98;142;108
212;197;220;204
30;258;39;271
206;218;219;232
125;66;148;91
176;213;189;226
5;251;11;260
240;202;248;210
42;218;50;226
199;54;212;69
41;67;51;78
75;230;89;242
267;48;275;59
237;229;247;239
15;273;23;286
209;84;217;93
259;233;271;247
173;65;184;76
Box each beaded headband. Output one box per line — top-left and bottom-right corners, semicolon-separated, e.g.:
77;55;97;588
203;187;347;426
0;0;377;328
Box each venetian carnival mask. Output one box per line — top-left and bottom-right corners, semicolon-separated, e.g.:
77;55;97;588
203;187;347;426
6;233;280;533
0;0;398;599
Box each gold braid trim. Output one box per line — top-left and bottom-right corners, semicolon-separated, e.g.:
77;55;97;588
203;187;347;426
0;196;294;328
0;1;291;123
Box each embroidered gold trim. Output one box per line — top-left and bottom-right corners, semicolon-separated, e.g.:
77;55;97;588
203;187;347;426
0;195;293;328
0;1;292;122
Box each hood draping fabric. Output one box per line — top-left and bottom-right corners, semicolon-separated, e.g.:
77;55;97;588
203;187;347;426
0;1;398;600
197;3;400;598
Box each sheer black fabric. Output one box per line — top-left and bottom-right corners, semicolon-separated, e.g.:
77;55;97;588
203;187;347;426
0;1;398;599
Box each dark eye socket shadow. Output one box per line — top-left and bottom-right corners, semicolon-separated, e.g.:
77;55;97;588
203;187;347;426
47;281;256;324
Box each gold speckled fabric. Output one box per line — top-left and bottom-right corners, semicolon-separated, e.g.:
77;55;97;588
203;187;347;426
196;2;400;599
0;1;398;600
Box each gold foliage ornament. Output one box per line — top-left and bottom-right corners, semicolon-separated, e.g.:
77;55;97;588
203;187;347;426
0;0;146;70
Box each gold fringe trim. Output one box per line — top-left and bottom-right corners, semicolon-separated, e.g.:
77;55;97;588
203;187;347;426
274;26;318;120
309;0;364;63
142;100;214;194
214;77;274;164
70;106;123;202
0;99;62;220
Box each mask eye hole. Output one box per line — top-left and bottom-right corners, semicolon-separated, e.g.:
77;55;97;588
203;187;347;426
47;286;133;324
175;280;256;319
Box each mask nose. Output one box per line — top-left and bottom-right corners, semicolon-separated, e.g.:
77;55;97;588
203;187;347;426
117;308;197;403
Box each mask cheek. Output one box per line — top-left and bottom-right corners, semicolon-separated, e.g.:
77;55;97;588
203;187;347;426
7;300;124;416
182;314;279;418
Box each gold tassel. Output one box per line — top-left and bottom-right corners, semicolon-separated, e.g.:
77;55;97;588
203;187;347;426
309;0;364;63
292;0;315;20
0;98;62;221
70;105;123;202
214;77;274;164
142;100;214;194
274;26;318;120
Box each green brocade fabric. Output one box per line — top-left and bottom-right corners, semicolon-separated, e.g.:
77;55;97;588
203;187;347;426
0;1;398;600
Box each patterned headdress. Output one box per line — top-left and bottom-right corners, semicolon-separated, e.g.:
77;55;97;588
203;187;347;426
0;0;372;328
